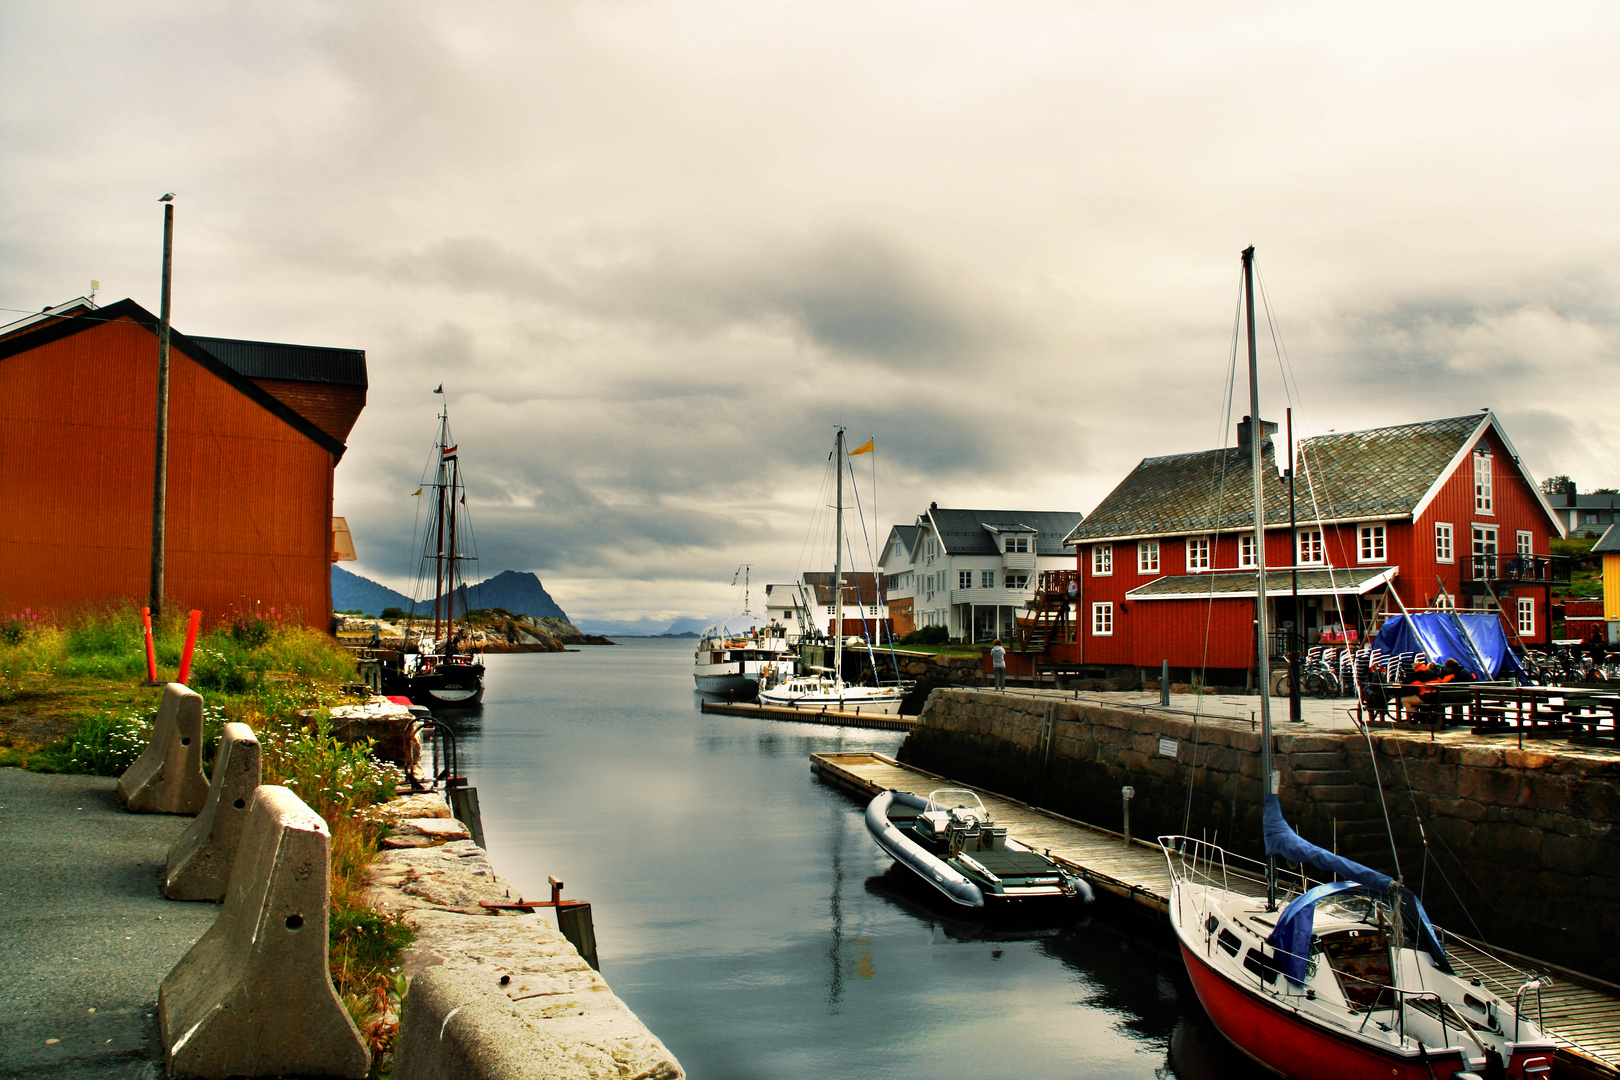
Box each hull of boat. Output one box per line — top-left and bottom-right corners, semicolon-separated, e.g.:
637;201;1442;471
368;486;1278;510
757;687;905;714
1178;941;1471;1080
694;671;753;694
865;791;985;908
382;663;485;707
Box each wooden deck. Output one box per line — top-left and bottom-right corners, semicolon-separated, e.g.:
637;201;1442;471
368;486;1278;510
699;699;916;731
809;751;1620;1079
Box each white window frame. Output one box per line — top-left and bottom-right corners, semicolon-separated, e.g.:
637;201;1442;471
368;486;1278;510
958;570;972;589
1092;602;1113;636
1092;544;1113;577
1239;534;1257;569
1435;522;1454;564
1296;529;1324;566
1004;536;1029;553
981;569;995;588
1435;591;1454;610
1474;451;1493;514
1186;536;1211;573
1516;530;1533;556
1005;573;1029;590
1517;596;1535;636
1358;523;1387;564
1138;539;1159;574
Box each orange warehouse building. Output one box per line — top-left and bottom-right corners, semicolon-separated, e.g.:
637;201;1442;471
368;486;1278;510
0;298;365;630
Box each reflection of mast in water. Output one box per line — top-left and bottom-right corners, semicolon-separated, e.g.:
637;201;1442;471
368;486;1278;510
825;805;845;1006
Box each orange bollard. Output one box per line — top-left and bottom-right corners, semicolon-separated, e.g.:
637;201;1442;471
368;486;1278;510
142;607;159;684
177;609;202;685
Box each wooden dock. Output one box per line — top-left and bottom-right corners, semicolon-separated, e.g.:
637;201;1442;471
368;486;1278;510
699;699;916;731
809;751;1620;1079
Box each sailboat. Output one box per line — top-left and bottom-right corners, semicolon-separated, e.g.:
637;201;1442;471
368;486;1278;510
380;394;486;707
1158;249;1555;1079
758;428;910;714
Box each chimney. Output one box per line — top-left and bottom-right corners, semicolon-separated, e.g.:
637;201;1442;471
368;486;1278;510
1562;479;1577;496
1237;415;1278;452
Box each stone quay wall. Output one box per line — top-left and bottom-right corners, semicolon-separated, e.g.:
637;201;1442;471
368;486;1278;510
898;689;1620;980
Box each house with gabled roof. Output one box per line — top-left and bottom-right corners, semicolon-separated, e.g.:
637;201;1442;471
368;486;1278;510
0;296;366;630
1063;413;1565;678
889;504;1083;643
878;524;920;636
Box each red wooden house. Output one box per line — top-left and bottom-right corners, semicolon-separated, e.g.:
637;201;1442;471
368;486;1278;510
1063;413;1565;680
0;297;365;630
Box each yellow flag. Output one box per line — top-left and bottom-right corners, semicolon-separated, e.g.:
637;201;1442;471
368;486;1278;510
848;438;874;455
411;488;423;496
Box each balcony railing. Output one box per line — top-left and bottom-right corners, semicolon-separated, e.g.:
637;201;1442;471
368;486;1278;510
1461;554;1572;586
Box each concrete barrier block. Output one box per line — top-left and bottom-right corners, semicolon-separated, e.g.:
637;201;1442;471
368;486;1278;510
116;682;210;814
159;785;370;1079
393;966;587;1080
164;722;262;901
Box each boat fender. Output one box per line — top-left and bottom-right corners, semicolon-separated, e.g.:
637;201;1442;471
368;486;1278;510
1066;873;1095;904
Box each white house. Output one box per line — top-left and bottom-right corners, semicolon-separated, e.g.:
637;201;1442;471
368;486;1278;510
763;572;889;641
885;504;1084;642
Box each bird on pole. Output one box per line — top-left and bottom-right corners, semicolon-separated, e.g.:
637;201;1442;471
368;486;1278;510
159;192;175;202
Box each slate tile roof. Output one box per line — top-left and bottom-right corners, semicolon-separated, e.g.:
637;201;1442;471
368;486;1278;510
925;508;1084;556
1592;524;1620;555
1066;415;1487;544
1125;566;1395;599
190;335;368;388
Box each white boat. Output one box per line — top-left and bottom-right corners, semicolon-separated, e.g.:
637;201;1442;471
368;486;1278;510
758;428;911;713
1158;248;1556;1080
693;618;796;694
865;788;1093;908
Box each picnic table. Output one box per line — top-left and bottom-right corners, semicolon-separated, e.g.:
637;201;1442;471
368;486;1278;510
1468;686;1620;747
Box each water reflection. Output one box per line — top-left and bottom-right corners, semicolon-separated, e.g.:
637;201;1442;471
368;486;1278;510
453;642;1246;1079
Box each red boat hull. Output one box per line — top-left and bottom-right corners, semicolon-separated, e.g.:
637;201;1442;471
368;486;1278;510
1179;942;1471;1080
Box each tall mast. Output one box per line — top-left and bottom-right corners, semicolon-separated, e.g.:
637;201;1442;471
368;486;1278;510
1243;245;1277;910
433;405;449;643
834;427;845;694
446;456;460;655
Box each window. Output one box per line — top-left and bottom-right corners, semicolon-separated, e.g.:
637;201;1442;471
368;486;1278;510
1474;451;1493;513
1358;524;1386;563
1239;534;1257;569
1297;529;1324;566
1138;539;1159;573
1092;602;1113;636
1435;522;1454;564
1005;573;1029;589
1004;537;1029;553
958;570;973;589
1187;536;1211;572
1092;544;1113;576
1583;511;1599;525
1435;591;1454;610
1517;596;1535;636
1517;531;1533;556
982;570;995;588
869;605;879;616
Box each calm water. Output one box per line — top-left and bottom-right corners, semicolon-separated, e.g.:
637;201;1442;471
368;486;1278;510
445;639;1249;1080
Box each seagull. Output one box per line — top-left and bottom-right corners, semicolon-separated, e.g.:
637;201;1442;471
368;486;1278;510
159;192;175;202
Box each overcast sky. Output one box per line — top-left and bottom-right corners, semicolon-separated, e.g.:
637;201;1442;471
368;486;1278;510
4;1;1617;631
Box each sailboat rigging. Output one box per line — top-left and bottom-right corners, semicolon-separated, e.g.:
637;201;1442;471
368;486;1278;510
1157;249;1554;1079
758;427;911;714
379;393;486;707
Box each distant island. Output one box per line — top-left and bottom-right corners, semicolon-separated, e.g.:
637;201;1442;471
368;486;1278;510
334;567;570;623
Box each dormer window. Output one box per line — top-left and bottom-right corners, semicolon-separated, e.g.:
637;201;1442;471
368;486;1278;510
1004;537;1030;553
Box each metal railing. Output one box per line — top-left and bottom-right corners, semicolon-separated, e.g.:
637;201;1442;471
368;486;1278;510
1461;553;1571;585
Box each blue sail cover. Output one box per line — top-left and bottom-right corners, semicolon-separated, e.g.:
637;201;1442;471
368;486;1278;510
1262;794;1451;983
1371;612;1527;683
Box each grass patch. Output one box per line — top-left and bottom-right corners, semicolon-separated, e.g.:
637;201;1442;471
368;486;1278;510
0;604;413;1076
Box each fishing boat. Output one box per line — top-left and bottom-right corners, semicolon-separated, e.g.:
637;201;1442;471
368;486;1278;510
379;393;486;707
693;567;797;694
866;788;1093;909
1158;249;1555;1080
758;428;911;713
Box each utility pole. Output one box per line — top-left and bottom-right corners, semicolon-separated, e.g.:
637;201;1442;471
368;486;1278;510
150;196;175;616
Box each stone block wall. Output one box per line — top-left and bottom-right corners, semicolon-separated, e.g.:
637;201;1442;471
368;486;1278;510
898;689;1620;979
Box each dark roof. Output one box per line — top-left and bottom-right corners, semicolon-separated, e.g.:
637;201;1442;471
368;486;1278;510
0;298;348;460
189;336;367;388
889;524;919;553
1593;524;1620;555
802;571;886;604
1126;566;1395;599
924;508;1083;556
1067;415;1487;544
1548;492;1620;510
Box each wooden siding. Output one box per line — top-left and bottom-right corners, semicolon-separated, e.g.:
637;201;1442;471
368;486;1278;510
0;316;337;629
249;378;366;444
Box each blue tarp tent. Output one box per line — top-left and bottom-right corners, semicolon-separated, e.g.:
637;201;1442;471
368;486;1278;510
1371;612;1526;682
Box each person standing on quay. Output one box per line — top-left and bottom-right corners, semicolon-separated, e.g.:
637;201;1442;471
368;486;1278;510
991;638;1006;691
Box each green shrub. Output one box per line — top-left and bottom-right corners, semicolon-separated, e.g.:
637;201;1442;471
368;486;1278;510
36;708;153;776
899;625;950;645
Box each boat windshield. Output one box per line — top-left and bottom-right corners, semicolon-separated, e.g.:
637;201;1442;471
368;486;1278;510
924;789;988;818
